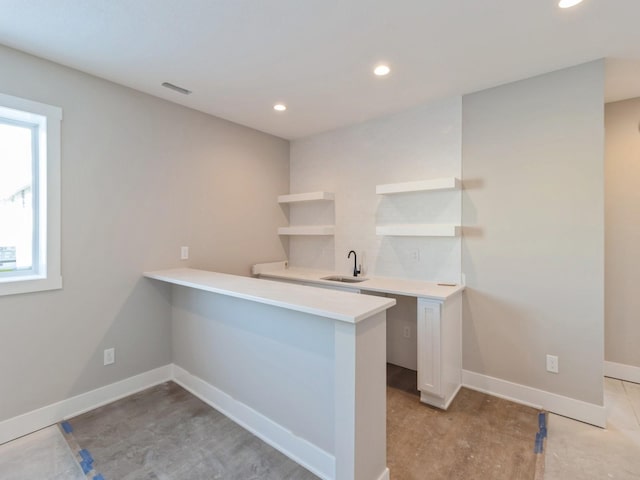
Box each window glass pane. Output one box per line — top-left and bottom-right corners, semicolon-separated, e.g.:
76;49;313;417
0;121;34;273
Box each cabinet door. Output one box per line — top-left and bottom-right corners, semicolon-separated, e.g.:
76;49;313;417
417;298;442;397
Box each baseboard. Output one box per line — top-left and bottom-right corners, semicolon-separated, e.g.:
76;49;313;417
172;364;334;480
377;467;390;480
420;383;463;411
462;369;606;428
604;361;640;384
0;364;173;445
2;362;388;479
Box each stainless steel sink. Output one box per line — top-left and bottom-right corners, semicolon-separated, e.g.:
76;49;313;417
321;275;368;283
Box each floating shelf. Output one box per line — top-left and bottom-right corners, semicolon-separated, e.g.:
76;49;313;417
278;191;335;204
278;225;335;236
376;224;460;237
376;177;460;195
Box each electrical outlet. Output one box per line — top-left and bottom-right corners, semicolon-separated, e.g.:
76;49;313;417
104;348;115;366
546;354;558;374
180;246;189;260
410;249;420;261
403;326;411;338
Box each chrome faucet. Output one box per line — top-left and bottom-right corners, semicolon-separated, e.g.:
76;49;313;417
348;250;361;277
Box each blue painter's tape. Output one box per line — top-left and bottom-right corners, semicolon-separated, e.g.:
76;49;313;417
538;412;547;430
534;432;543;454
93;474;104;480
61;421;73;433
534;411;548;453
79;449;94;465
80;460;93;474
536;411;548;444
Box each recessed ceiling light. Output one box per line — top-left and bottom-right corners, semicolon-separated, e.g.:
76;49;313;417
273;103;287;112
558;0;583;8
374;64;391;76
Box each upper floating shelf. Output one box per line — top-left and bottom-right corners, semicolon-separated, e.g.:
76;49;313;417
278;191;335;204
278;225;335;236
376;177;460;195
376;224;460;237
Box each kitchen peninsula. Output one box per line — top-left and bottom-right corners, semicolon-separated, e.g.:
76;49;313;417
253;263;464;410
144;268;396;480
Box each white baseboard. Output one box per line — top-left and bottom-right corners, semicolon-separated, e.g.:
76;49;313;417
0;363;401;479
605;361;640;384
462;369;606;428
0;364;173;445
377;467;390;480
172;365;334;480
1;364;334;479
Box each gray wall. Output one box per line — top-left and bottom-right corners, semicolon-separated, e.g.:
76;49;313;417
171;286;335;453
605;97;640;369
462;61;605;405
0;44;289;421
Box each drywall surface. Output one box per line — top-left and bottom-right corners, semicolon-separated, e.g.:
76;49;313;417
171;286;335;453
605;97;640;369
0;44;288;421
289;97;462;284
385;294;418;370
462;61;605;405
289;99;461;370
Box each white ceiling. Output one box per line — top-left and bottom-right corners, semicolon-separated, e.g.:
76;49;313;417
1;0;639;139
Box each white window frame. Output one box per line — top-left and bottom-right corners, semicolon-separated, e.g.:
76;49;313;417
0;93;62;296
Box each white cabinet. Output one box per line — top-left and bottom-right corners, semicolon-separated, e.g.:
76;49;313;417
252;268;464;410
417;300;441;396
417;296;462;409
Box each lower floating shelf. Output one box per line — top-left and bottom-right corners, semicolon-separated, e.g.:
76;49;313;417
278;225;335;236
376;224;460;237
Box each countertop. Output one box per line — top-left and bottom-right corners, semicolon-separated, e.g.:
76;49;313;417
256;266;465;301
144;268;396;324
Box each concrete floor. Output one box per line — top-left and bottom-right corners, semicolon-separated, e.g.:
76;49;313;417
387;364;540;480
2;376;638;479
544;378;640;479
0;425;86;480
65;381;319;480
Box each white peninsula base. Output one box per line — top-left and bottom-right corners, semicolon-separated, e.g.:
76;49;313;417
252;264;464;411
145;268;395;480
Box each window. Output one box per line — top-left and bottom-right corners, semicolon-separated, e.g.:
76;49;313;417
0;93;62;296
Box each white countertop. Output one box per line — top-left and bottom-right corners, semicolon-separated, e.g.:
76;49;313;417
144;268;396;324
257;267;464;301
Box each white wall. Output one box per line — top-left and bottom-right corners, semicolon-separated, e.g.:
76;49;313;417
605;97;640;371
0;44;289;422
289;97;462;283
462;61;605;406
289;98;462;369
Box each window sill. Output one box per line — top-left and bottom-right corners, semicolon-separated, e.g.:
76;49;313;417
0;275;63;296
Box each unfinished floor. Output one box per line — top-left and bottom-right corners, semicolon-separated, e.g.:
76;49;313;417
0;365;545;479
62;381;318;480
386;364;541;479
544;377;640;479
0;425;86;480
